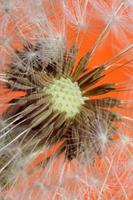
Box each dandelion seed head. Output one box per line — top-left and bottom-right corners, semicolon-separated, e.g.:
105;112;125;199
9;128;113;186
96;120;110;150
39;35;66;63
88;175;101;188
0;0;16;14
62;0;89;30
107;12;121;24
98;132;108;149
0;36;11;49
120;134;132;147
25;51;38;61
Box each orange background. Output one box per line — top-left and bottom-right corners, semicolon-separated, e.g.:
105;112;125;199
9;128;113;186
0;0;133;199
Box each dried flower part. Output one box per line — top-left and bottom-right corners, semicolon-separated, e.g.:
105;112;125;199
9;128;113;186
1;38;122;175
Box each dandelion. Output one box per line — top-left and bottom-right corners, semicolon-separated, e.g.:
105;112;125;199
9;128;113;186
0;0;133;199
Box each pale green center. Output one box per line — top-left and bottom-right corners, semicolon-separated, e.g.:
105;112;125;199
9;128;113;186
45;77;86;118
